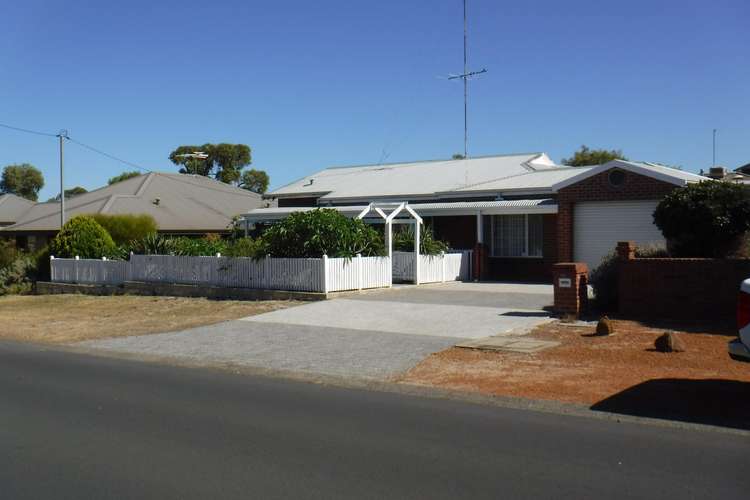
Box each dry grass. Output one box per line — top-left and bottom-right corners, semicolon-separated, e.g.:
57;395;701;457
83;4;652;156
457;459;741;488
399;319;750;406
0;294;296;344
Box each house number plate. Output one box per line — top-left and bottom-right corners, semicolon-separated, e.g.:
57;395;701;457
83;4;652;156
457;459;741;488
558;277;572;288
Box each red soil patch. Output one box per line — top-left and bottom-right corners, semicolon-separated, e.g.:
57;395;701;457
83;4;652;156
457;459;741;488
398;320;750;406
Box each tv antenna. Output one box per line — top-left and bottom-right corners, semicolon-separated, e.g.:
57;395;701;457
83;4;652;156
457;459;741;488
447;0;487;159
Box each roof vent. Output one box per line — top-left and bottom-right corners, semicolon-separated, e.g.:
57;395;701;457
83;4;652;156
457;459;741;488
304;178;314;187
152;197;161;206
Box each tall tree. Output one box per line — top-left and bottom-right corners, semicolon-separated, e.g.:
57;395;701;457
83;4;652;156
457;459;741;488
48;186;88;202
0;163;44;201
562;145;626;167
240;169;270;194
108;171;141;185
168;143;251;184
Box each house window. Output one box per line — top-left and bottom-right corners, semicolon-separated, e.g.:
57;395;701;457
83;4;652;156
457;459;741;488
491;214;544;257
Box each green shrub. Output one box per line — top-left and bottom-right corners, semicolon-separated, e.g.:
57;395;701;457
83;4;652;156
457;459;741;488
128;233;174;256
393;225;449;255
49;215;116;259
653;181;750;257
0;254;37;295
127;233;229;257
589;252;619;312
225;237;267;259
262;209;385;258
634;243;669;258
0;239;20;269
91;213;157;245
169;236;227;256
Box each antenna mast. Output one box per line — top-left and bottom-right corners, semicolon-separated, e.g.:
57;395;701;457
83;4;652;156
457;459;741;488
448;0;486;158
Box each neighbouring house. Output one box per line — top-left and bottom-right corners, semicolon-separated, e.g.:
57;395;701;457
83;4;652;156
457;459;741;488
244;153;708;281
0;193;36;228
2;172;267;250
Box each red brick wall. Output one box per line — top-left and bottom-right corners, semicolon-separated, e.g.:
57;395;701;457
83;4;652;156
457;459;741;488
618;257;750;321
557;168;677;262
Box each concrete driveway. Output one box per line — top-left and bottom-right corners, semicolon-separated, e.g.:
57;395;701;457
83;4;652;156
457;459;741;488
82;282;553;380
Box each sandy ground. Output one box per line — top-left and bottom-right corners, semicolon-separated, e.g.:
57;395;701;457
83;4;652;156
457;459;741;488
398;319;750;406
0;295;296;344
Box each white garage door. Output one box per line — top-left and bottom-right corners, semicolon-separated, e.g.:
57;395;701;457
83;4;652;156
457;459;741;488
574;200;665;272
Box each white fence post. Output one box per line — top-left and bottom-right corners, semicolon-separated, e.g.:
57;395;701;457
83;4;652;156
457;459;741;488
441;251;446;283
356;253;362;291
322;254;329;294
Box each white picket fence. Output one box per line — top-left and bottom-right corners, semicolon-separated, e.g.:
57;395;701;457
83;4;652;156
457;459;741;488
392;250;472;284
50;254;392;293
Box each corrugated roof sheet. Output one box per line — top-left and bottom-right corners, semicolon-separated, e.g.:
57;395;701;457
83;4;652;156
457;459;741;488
451;167;594;193
268;153;559;201
243;199;557;221
4;173;264;232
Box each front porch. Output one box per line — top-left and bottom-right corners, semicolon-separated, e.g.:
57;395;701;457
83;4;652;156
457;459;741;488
242;199;559;284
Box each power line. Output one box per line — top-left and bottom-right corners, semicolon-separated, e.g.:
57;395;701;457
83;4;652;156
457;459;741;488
0;122;58;137
66;136;151;173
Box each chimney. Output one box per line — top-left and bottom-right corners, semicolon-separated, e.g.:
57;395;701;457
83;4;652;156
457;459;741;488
707;166;727;179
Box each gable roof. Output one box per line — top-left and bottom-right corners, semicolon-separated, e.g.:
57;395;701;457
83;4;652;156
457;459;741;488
0;193;36;225
449;166;595;195
551;160;709;190
3;173;264;232
267;153;559;202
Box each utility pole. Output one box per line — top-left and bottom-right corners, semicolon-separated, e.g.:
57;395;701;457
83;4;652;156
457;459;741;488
448;0;486;159
58;130;68;228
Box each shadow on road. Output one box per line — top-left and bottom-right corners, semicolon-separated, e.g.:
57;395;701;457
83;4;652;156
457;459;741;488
590;378;750;430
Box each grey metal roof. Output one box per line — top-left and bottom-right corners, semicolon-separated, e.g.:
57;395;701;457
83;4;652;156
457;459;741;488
0;194;36;225
243;199;558;222
451;166;595;194
267;153;559;201
4;173;264;232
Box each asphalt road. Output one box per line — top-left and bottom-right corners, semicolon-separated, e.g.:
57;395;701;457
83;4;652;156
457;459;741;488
1;341;747;499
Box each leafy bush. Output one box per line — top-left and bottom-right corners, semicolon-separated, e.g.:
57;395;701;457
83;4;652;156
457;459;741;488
49;215;116;259
225;237;267;259
128;233;174;256
169;236;227;257
127;233;230;257
392;225;449;255
91;214;157;245
653;181;750;257
634;243;669;258
262;209;385;258
589;252;619;312
0;239;20;269
0;254;36;295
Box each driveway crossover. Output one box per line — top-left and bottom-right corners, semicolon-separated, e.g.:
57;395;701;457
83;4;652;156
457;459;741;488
81;282;554;380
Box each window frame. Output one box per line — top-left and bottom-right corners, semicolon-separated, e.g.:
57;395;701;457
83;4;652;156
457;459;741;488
490;214;544;258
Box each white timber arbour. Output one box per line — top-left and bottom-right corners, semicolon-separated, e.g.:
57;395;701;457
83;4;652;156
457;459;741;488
355;202;424;284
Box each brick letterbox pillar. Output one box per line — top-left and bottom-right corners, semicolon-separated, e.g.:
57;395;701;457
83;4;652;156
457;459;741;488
473;242;488;281
552;262;589;318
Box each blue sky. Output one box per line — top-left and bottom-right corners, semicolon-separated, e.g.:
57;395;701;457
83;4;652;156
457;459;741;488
1;0;747;200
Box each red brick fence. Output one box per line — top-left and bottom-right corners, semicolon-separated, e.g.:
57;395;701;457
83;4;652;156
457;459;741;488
617;241;750;321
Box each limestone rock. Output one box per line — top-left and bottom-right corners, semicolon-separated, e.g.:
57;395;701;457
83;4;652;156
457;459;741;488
595;316;614;336
654;331;686;353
